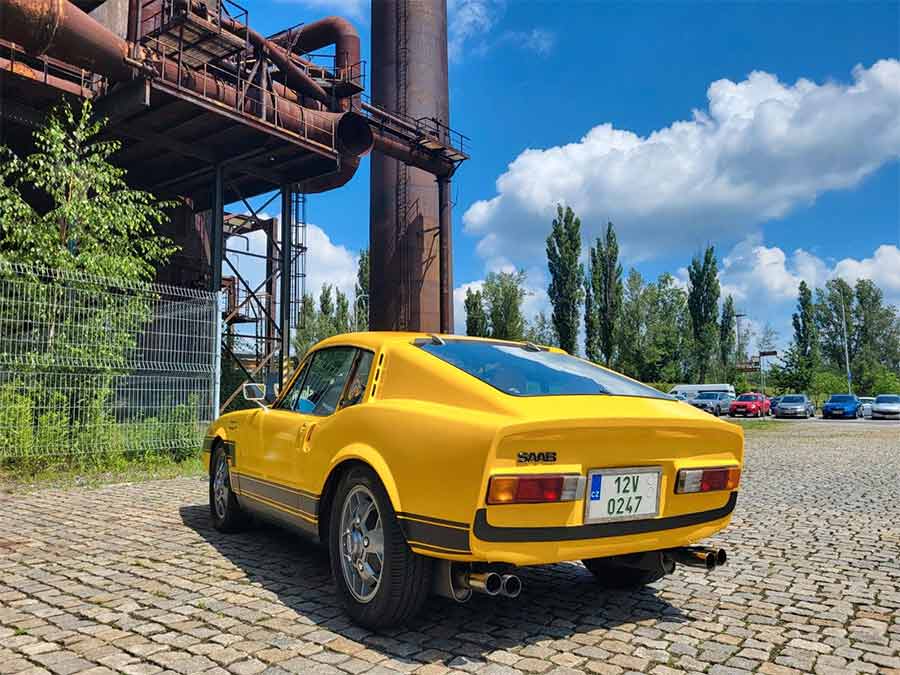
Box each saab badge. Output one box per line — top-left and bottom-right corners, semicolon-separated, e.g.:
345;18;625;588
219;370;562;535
517;451;557;464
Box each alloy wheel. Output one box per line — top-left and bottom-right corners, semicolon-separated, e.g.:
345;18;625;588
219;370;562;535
339;485;385;603
213;452;230;520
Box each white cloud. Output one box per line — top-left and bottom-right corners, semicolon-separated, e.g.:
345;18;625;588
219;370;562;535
463;60;900;266
500;28;556;56
718;236;900;309
833;245;900;294
448;0;504;60
279;0;368;22
447;0;554;61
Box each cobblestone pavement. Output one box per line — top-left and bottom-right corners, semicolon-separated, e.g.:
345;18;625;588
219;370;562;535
2;427;899;675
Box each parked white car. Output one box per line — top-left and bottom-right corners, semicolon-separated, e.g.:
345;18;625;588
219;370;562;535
871;394;900;420
859;396;875;417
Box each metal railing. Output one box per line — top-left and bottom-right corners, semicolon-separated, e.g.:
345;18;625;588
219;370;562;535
0;39;104;99
0;263;221;467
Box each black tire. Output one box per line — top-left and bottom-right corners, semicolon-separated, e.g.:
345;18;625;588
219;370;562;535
329;465;432;629
209;445;249;533
583;557;666;589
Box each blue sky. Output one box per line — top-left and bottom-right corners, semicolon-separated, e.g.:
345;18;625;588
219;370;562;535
240;0;900;348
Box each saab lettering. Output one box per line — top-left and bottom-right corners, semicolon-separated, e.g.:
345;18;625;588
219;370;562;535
517;451;557;464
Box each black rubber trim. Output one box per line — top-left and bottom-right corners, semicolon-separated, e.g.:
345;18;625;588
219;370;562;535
396;512;469;529
398;518;471;553
473;492;738;543
235;474;319;517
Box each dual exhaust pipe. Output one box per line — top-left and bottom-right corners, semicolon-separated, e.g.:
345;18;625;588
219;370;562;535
433;546;726;604
668;546;727;571
433;562;521;603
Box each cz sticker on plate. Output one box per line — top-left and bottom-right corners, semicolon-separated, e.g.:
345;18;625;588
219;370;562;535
585;467;661;523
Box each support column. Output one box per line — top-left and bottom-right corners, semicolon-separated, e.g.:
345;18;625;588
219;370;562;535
437;175;453;334
210;165;224;293
279;184;293;385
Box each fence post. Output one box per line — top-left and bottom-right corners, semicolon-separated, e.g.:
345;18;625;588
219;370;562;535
212;289;224;419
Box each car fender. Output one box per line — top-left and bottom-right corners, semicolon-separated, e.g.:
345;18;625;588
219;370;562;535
325;443;403;513
202;425;231;472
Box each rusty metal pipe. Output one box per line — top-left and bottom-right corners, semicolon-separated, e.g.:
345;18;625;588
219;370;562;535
0;0;132;81
217;14;329;105
271;16;359;82
372;130;454;177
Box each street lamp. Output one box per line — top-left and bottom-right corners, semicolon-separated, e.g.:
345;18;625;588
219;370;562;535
354;293;369;331
839;292;852;394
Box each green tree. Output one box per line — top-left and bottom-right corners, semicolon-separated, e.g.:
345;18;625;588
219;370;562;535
318;284;335;334
646;273;692;383
525;312;558;347
590;222;623;366
616;268;646;378
464;288;489;337
546;204;584;355
334;289;350;333
584;276;599;362
355;248;369;330
778;281;818;393
483;270;526;341
0;100;175;278
719;295;736;379
815;278;855;372
851;279;900;394
687;246;720;382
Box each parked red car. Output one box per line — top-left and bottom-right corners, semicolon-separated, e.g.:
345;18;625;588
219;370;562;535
729;392;770;417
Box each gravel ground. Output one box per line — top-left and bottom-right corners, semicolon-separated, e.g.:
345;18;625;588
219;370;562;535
0;425;898;675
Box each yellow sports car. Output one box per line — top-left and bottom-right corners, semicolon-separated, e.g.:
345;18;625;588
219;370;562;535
203;333;743;627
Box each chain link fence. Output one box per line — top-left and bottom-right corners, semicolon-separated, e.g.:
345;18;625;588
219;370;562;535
0;262;221;470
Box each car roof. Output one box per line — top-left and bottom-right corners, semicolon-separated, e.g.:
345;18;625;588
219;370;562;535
312;332;563;352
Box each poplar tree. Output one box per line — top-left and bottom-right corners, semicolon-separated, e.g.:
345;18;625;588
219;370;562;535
687;245;720;382
546;204;583;355
464;288;488;337
590;222;623;367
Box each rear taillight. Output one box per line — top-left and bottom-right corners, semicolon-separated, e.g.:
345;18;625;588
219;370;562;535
487;474;582;505
676;467;741;494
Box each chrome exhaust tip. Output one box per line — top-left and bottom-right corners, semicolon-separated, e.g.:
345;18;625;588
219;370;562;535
500;574;522;598
670;546;722;571
468;571;503;596
431;561;472;603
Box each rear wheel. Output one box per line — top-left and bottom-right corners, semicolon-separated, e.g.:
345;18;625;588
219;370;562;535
329;465;432;628
583;557;667;589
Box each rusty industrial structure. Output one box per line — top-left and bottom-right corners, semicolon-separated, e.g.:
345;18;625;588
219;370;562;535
0;0;467;408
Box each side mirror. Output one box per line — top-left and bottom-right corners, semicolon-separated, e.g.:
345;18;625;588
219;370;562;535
242;383;268;408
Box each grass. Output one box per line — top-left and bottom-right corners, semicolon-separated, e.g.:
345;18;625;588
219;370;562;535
724;418;781;431
0;452;204;494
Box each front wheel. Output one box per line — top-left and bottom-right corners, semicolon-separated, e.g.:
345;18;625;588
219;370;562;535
329;466;432;628
209;445;248;533
583;557;666;589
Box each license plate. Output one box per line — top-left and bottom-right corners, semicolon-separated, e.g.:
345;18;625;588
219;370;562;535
585;467;661;523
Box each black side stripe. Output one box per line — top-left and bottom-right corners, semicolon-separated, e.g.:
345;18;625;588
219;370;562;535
236;474;320;517
473;492;738;543
399;518;471;553
396;512;469;529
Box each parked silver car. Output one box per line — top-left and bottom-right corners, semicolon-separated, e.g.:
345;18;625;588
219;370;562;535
773;394;815;419
690;391;733;416
871;394;900;420
859;396;875;417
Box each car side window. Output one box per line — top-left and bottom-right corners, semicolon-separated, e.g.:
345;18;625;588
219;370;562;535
339;351;374;410
293;347;358;416
277;358;312;412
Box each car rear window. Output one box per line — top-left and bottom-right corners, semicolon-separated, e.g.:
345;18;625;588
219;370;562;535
829;395;853;402
782;395;804;403
696;392;719;399
737;394;757;401
419;340;668;399
876;395;900;403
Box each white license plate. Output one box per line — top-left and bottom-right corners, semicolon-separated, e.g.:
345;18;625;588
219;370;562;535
585;467;661;523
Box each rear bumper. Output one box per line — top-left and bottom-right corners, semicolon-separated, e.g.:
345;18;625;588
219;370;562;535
450;492;738;566
872;411;900;419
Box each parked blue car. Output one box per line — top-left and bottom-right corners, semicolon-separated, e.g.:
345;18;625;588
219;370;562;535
822;394;862;419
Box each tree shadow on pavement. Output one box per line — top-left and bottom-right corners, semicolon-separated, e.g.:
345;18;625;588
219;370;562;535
179;503;688;668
